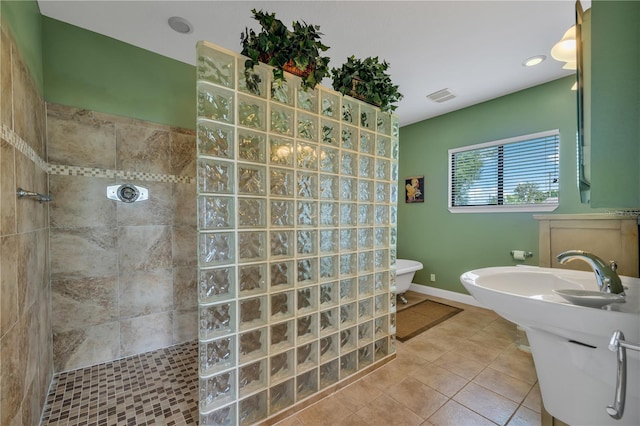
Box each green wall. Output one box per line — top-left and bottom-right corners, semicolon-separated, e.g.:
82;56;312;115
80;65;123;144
1;0;43;92
42;17;196;129
398;76;605;294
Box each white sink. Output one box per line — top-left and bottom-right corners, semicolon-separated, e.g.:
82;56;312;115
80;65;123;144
461;266;640;426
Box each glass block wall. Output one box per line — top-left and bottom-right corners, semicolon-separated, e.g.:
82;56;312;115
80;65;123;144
196;41;399;425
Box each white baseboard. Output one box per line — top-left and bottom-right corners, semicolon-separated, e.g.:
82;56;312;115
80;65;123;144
408;283;486;308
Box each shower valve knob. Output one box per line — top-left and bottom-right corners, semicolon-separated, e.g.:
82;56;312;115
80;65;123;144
107;184;149;203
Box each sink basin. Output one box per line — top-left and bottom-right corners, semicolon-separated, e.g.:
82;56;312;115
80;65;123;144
461;266;640;426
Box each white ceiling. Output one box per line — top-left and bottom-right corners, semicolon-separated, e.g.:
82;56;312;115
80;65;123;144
37;0;585;126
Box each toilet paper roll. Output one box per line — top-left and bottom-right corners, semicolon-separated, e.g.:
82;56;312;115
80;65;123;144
512;250;528;261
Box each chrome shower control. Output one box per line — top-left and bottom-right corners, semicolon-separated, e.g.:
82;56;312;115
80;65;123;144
106;184;149;203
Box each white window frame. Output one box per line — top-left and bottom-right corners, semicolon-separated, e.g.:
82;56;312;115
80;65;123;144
448;130;560;213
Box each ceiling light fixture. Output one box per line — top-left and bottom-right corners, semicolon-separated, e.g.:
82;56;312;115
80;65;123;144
551;26;576;65
427;88;456;103
523;55;546;67
168;16;193;34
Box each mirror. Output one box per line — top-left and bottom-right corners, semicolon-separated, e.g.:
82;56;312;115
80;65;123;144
576;0;590;203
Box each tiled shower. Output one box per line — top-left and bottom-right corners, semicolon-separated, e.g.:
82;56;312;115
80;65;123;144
195;42;400;424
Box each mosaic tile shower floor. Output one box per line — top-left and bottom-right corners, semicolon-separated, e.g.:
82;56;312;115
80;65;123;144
40;295;542;426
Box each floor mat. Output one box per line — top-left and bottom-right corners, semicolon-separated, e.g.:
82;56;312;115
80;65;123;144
396;299;463;342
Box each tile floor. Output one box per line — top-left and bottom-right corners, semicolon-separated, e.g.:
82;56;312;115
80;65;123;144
40;293;542;426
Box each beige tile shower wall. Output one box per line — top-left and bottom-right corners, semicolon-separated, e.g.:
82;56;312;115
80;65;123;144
46;103;198;372
0;24;53;425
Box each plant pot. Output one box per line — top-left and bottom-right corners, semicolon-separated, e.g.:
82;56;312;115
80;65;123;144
283;60;314;78
348;78;382;107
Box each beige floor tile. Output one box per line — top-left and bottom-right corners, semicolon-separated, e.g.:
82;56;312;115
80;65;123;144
433;350;485;380
412;363;468;398
429;400;496;426
522;383;542;413
450;338;502;365
453;382;519;425
332;413;371;426
481;318;518;341
489;344;537;385
334;377;384;411
355;394;424;426
362;361;409;391
385;349;429;375
386;377;449;419
507;405;541;426
468;329;515;351
274;416;305;426
473;367;534;403
296;396;354;425
402;337;453;362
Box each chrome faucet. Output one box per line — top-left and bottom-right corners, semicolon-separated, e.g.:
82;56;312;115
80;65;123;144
556;250;625;295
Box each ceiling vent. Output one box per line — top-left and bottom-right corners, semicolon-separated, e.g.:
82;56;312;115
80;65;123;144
427;88;456;103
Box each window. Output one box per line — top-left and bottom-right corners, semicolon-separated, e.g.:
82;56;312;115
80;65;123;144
448;130;560;213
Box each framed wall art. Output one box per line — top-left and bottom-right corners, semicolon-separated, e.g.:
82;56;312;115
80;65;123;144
405;176;424;203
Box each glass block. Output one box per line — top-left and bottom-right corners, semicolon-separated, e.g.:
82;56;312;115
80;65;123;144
375;205;389;226
375;158;390;181
271;79;294;105
238;231;267;263
199;196;234;230
270;200;295;227
238;64;268;97
374;271;389;294
340;203;357;226
391;162;399;181
237;130;266;163
340;351;357;378
319;283;338;309
270;168;294;198
390;227;397;246
360;131;374;154
340;326;357;352
237;95;266;131
270;261;294;289
392;116;400;138
358;228;373;250
360;104;375;129
319;307;339;334
377;112;391;135
296;369;318;400
270;105;294;136
270;231;294;259
358;274;374;297
238;391;267;426
320;333;338;362
297;258;317;285
239;296;267;330
321;90;340;119
270;350;294;383
270;378;295;413
375;182;390;204
359;155;374;179
339;229;356;252
342;99;358;124
239;359;267;397
319;254;338;280
319;202;338;227
296;341;318;372
197;121;234;159
296;142;318;170
239;327;267;363
319;175;339;200
320;359;339;389
297;314;318;343
389;205;397;226
392;138;399;160
297;113;318;141
358;298;373;321
341;125;357;150
375;294;389;315
340;253;357;277
200;335;235;376
321;119;339;146
197;83;233;123
237;198;266;228
297;287;318;314
375;316;389;338
358;180;373;203
358;204;373;226
197;44;235;88
390;334;396;354
238;263;267;296
375;249;389;270
296;201;318;227
199;370;235;411
319;146;339;173
340;152;357;176
270;291;294;321
296;230;317;256
375;337;389;360
358;251;373;274
296;172;318;198
358;344;373;368
340;177;357;202
198;158;234;194
271;320;295;352
358;321;373;346
340;303;357;330
389;269;397;291
199;232;234;267
390;183;398;204
200;404;236;426
238;164;266;195
200;267;235;304
390;292;397;313
390;247;397;267
269;136;294;166
390;312;396;334
297;87;318;112
377;135;391;158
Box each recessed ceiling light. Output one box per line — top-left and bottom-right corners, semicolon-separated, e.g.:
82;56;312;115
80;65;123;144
168;16;193;34
523;55;546;67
